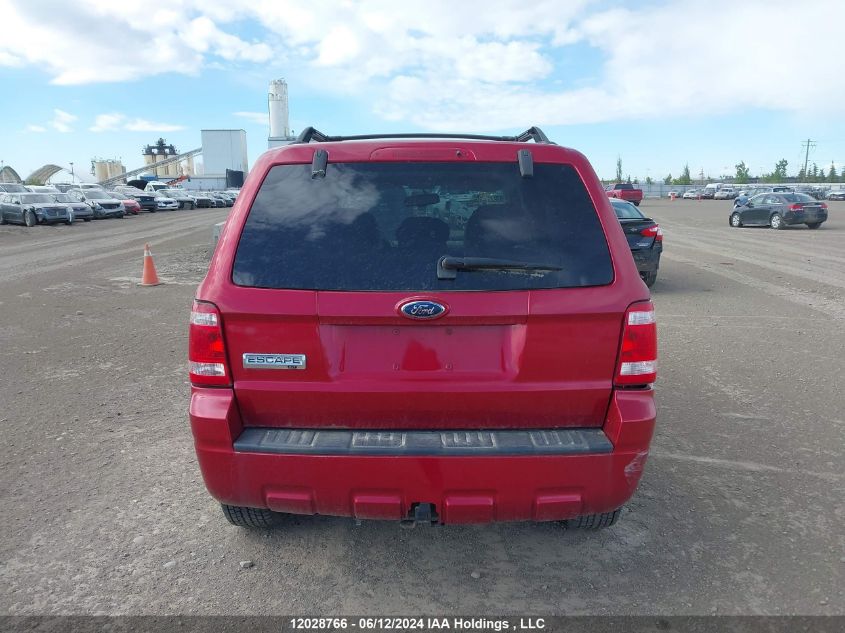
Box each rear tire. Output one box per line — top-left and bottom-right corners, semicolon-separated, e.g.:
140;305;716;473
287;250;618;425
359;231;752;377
770;213;785;229
24;210;36;227
730;212;742;227
83;218;91;222
642;271;657;287
221;504;278;528
633;201;640;206
806;222;822;229
567;508;622;530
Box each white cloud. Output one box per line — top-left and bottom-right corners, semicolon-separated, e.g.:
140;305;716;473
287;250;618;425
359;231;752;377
124;118;184;132
0;0;272;84
90;112;183;132
51;109;77;133
234;111;269;125
1;0;844;131
90;113;126;132
24;124;47;133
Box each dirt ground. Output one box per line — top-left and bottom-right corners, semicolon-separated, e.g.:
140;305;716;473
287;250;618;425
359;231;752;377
1;201;843;615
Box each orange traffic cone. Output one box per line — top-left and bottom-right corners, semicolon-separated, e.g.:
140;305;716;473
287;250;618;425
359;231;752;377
139;243;162;286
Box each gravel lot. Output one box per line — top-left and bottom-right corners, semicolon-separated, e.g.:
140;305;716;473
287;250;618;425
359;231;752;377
1;201;843;615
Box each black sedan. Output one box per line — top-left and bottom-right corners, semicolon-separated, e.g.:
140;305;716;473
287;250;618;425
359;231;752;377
53;193;93;222
729;192;828;230
189;192;215;208
0;192;72;226
113;188;158;212
610;199;663;287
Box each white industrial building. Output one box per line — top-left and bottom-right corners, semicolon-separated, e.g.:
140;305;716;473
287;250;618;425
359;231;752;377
268;79;296;149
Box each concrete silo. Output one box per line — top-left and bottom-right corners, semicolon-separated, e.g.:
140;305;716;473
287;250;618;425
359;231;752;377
268;79;295;148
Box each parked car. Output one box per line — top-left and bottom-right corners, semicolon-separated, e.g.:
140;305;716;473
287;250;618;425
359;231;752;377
215;191;236;205
26;185;61;194
0;183;28;193
160;189;196;209
699;188;716;199
610;199;663;287
0;192;72;226
70;189;125;219
203;193;225;208
144;181;171;192
794;186;827;200
666;190;680;199
154;192;179;211
188;126;657;529
205;192;227;207
78;183;106;192
113;187;158;212
52;193;94;222
114;196;142;215
825;189;845;201
213;192;234;207
713;187;737;200
682;189;700;199
188;192;215;208
730;192;828;229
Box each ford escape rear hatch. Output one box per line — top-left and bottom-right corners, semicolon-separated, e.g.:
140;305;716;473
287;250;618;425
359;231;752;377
226;160;620;429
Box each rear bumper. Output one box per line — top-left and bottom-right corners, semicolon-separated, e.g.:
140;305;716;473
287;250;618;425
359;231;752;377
189;388;656;524
784;210;827;225
632;247;661;273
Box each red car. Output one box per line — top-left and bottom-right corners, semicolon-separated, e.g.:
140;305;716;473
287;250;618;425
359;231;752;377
189;127;657;529
116;197;141;215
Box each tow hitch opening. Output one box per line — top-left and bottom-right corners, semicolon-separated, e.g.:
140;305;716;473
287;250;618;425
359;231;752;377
400;503;440;528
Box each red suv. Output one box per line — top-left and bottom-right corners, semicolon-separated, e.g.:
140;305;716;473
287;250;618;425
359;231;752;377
189;127;657;529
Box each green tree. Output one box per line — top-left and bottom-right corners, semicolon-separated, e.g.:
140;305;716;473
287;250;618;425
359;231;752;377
811;163;819;182
626;174;632;184
663;174;673;185
675;163;692;185
735;161;750;184
773;159;788;182
616;156;623;182
819;166;826;182
797;167;806;182
828;162;838;182
645;176;654;185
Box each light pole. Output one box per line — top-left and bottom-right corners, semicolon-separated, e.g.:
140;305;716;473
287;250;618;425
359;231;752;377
69;162;74;183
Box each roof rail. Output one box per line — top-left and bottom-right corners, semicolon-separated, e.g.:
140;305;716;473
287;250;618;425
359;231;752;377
293;126;553;145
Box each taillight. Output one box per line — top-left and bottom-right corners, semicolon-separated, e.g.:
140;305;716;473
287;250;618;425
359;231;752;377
641;225;663;242
615;301;657;387
789;203;803;211
820;202;827;210
189;300;230;387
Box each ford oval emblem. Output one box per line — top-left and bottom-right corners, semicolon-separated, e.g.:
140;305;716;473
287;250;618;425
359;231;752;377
399;300;447;320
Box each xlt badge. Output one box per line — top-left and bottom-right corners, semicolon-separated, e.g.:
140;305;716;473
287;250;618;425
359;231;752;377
243;353;306;370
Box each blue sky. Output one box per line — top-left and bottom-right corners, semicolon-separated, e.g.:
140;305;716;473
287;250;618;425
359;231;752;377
1;0;843;183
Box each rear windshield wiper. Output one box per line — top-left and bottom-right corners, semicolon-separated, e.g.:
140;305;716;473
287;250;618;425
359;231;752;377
437;256;563;280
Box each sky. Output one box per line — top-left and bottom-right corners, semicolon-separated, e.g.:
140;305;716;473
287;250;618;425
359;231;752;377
1;0;844;184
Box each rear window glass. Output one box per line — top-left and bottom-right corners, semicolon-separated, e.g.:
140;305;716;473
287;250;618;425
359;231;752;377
783;193;815;203
611;200;644;219
233;162;613;291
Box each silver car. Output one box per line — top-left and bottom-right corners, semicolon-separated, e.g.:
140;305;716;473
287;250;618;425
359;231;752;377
70;189;125;219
